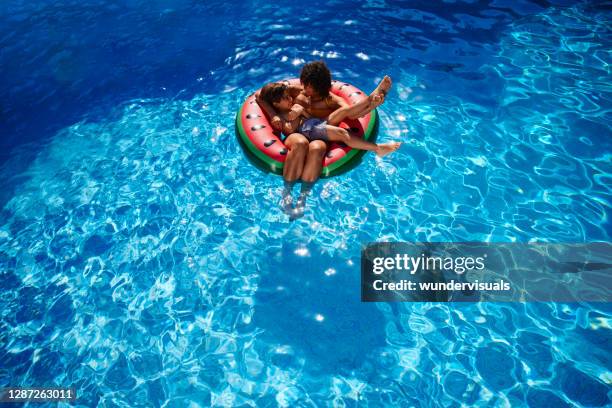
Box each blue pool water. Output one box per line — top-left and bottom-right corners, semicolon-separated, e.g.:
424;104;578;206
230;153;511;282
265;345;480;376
1;0;611;406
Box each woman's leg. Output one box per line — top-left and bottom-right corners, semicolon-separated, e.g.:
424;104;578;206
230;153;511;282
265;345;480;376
281;133;309;212
283;133;309;182
300;140;327;183
288;140;327;219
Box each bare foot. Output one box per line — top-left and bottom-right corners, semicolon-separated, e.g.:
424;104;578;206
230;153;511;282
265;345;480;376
289;197;306;220
280;192;294;214
289;206;305;220
375;142;401;157
371;76;392;104
368;93;384;109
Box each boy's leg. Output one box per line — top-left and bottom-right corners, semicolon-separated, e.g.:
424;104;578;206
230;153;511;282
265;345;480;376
345;96;381;120
326;126;401;157
347;76;393;119
326;76;392;124
326;96;375;126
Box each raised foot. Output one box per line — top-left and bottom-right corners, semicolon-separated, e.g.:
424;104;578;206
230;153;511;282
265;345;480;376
369;93;384;109
370;75;393;106
376;142;401;157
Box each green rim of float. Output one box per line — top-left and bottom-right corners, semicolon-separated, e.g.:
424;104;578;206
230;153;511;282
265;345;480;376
235;103;284;173
235;79;379;178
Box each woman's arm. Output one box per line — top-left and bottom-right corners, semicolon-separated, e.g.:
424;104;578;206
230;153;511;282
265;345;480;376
288;84;303;98
286;104;306;121
255;91;282;131
283;118;300;135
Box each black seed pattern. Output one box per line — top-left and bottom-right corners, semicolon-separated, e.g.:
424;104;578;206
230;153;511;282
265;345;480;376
246;114;261;119
326;151;333;158
349;92;363;97
264;140;276;147
279;148;288;155
251;125;266;131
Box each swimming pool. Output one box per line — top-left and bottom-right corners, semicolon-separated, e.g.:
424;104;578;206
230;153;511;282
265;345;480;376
1;0;610;406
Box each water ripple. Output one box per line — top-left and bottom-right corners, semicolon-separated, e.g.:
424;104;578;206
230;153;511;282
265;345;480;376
0;1;610;407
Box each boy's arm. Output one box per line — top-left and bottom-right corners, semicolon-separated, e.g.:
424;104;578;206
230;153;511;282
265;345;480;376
330;93;349;109
255;91;282;131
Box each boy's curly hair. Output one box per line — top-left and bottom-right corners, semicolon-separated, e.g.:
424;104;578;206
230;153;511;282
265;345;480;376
259;82;287;105
300;61;332;98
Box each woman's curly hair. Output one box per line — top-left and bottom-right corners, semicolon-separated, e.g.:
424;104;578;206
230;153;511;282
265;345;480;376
300;61;332;98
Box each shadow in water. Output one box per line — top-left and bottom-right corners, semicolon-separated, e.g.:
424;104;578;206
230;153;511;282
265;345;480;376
253;241;387;374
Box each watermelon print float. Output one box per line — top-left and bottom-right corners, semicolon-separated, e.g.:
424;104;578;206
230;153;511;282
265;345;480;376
235;79;379;177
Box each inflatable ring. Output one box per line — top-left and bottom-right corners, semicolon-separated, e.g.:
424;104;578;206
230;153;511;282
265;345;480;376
235;79;378;177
